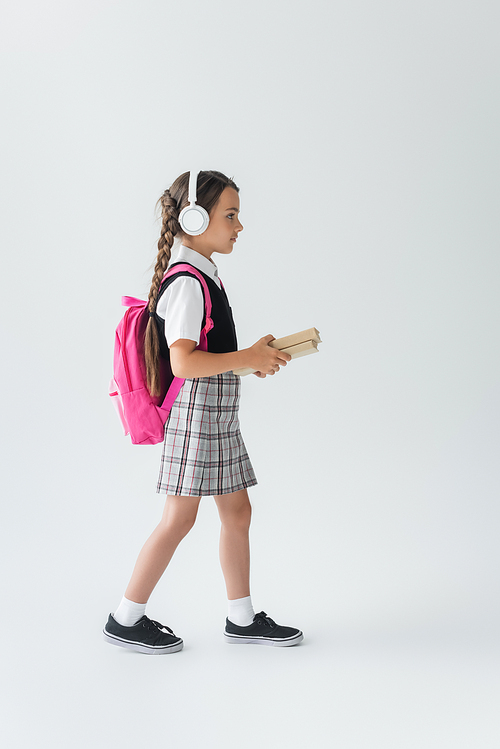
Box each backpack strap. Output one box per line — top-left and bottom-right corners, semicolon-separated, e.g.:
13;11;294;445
121;296;147;307
161;264;216;348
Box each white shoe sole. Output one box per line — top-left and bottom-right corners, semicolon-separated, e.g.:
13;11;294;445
103;629;184;654
223;631;304;647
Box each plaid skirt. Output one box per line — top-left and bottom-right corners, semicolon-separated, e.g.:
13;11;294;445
157;371;258;497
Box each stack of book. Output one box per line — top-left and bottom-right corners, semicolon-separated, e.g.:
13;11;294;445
233;327;322;376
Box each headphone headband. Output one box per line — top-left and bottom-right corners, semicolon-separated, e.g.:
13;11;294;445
188;169;199;204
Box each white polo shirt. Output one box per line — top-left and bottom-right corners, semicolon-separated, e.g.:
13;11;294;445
156;244;221;347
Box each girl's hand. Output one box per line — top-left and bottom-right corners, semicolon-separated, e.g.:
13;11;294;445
252;371;267;378
247;334;292;376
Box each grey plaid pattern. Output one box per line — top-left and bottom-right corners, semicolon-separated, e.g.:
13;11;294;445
157;371;258;497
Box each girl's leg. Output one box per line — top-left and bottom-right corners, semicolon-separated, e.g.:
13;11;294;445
214;488;252;600
124;494;201;604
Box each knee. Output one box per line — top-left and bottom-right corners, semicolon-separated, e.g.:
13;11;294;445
179;513;197;537
160;511;197;540
221;501;252;533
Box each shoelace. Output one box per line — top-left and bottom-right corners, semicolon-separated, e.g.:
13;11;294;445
143;618;174;635
254;611;276;629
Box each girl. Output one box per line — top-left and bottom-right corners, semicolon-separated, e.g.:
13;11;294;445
103;170;303;653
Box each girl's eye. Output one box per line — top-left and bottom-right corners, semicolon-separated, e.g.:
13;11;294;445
227;214;234;219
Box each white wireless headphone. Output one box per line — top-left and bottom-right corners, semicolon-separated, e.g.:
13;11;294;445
178;170;210;236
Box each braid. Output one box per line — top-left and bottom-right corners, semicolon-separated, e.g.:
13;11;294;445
144;189;180;397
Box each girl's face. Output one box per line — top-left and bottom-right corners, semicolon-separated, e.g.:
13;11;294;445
182;187;243;259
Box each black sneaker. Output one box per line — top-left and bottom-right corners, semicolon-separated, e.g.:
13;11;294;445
224;611;303;647
103;613;183;655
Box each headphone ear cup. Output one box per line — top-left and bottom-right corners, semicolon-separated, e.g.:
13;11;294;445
179;204;210;236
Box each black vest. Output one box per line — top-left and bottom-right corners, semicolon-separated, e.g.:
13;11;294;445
154;262;238;359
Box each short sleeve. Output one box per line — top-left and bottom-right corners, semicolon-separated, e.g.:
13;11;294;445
156;276;204;347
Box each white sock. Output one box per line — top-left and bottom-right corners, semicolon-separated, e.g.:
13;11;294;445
113;596;147;627
228;595;255;626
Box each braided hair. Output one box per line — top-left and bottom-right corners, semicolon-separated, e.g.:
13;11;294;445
144;170;239;396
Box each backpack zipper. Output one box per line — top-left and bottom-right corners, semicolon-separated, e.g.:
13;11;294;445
122;307;133;392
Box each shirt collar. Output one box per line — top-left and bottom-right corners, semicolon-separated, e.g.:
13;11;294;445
169;244;220;287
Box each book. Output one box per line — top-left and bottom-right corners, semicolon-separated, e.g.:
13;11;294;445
233;327;322;376
269;327;322;350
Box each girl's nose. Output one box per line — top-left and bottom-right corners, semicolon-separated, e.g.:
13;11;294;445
236;220;243;232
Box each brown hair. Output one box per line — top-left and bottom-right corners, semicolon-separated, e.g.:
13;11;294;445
145;170;239;396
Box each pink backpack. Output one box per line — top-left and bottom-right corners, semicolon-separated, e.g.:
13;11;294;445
109;264;216;445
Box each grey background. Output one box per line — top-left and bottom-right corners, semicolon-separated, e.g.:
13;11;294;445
1;0;499;746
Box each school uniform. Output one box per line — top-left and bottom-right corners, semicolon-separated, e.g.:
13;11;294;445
154;245;258;497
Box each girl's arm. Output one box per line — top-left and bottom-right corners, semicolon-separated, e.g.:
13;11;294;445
170;335;291;379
